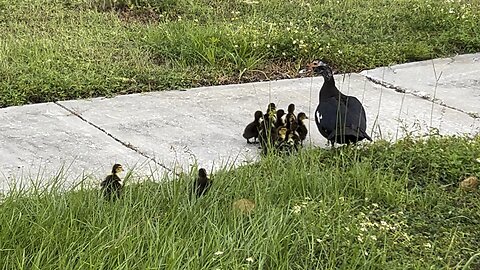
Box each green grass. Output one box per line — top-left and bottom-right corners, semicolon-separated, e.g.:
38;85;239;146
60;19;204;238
1;0;479;107
1;135;480;269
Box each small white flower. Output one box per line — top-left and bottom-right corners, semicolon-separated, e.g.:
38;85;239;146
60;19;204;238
246;257;254;263
476;157;480;163
316;238;322;243
364;251;369;256
357;236;363;242
214;251;224;256
423;243;432;248
372;203;379;208
369;235;377;241
292;205;302;214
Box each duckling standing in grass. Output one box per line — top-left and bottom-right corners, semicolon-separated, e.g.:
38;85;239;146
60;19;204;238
296;112;309;145
193;168;212;198
101;164;124;201
285;103;296;130
243;110;263;144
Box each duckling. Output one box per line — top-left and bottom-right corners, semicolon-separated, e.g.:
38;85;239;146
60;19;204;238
285;103;296;130
193;168;212;198
274;109;286;129
243;110;263;144
286;122;301;152
263;103;277;129
100;164;123;201
296;112;309;145
272;126;288;151
259;103;277;148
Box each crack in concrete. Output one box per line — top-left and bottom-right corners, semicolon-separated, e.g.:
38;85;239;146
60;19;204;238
54;102;177;175
363;75;480;119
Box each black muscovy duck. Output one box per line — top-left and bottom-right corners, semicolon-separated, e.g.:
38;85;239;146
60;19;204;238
302;60;372;146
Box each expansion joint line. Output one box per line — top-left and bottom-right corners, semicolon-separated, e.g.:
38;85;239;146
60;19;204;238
363;76;479;119
54;102;176;175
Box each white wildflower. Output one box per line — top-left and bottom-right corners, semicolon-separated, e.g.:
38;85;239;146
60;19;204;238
292;205;302;214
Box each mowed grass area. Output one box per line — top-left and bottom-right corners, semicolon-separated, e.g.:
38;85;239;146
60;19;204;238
1;0;479;107
1;136;479;269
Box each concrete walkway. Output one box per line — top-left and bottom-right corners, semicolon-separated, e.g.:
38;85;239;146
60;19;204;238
1;53;479;190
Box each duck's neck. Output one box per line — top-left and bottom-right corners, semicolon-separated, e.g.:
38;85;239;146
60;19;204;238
319;75;339;99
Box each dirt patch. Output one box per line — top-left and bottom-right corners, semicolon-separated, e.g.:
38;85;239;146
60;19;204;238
117;7;160;24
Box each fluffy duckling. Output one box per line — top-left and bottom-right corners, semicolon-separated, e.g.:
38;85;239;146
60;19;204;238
296;112;309;145
286;122;301;151
193;168;212;198
243;110;263;144
273;126;288;150
259;103;277;147
274;109;286;129
285;103;296;130
100;164;123;201
263;103;277;128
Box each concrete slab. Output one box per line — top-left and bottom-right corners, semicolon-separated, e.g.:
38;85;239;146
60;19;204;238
361;53;480;117
0;103;157;192
59;74;480;174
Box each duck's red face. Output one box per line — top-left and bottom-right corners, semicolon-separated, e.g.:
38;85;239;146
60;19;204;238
300;60;329;76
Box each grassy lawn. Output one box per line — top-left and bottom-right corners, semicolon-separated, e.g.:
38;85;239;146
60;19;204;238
1;0;479;107
1;135;479;269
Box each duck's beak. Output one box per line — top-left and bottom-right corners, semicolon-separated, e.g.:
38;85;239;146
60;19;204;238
298;68;308;75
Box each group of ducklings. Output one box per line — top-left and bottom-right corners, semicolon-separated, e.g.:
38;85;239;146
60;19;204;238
100;103;308;201
101;164;212;201
243;103;308;154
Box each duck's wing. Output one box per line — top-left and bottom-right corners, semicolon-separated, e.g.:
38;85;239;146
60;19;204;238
343;95;372;141
344;95;367;130
315;97;343;139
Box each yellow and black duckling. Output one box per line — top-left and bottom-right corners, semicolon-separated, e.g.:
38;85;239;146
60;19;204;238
243;110;263;144
273;126;289;152
274;109;286;129
259;103;277;148
193;168;212;198
285;103;296;130
100;164;123;201
286;121;301;152
296;112;309;145
263;102;277;129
